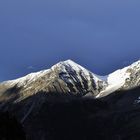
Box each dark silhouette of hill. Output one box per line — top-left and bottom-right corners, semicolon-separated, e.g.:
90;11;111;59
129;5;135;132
0;111;26;140
16;93;111;140
1;87;140;140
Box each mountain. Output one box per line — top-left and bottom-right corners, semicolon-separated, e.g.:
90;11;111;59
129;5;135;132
0;60;108;102
1;59;140;139
1;59;140;100
97;60;140;97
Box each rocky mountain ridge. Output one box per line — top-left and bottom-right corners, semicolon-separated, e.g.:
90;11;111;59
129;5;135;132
0;60;107;103
1;59;140;102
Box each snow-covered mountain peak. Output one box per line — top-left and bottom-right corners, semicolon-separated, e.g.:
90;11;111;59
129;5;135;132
96;60;140;97
0;60;108;100
53;59;90;74
3;60;77;86
1;59;140;99
51;60;107;96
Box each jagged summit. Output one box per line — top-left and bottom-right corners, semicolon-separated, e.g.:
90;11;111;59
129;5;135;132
0;60;107;102
1;59;140;100
2;60;80;86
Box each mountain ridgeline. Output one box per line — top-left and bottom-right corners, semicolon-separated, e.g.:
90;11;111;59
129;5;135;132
1;60;140;139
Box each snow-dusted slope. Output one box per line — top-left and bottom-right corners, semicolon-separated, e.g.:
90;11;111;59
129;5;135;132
3;60;102;87
97;60;140;97
1;59;140;100
3;70;50;87
0;60;107;102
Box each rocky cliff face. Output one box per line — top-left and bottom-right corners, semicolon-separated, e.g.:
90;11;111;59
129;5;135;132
0;60;108;103
1;59;140;103
122;61;140;89
1;59;140;101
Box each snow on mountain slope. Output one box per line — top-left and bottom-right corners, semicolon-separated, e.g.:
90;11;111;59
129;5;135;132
1;59;140;100
3;70;50;87
96;60;140;98
96;68;130;98
3;60;103;87
0;60;107;102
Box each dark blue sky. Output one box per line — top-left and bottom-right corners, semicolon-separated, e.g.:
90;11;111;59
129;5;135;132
0;0;140;81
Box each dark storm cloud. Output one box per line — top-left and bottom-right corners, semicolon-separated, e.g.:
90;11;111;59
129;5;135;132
0;0;140;81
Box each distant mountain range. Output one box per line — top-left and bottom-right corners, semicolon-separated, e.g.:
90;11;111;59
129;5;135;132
1;60;140;140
